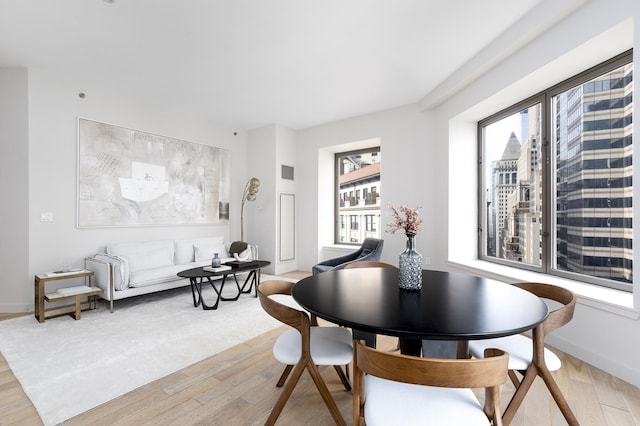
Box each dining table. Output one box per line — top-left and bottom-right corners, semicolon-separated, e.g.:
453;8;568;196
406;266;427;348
292;268;549;357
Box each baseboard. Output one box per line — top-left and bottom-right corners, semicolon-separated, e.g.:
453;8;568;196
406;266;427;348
546;334;640;388
0;302;32;314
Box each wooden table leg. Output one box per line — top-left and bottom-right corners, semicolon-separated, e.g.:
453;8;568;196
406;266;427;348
34;277;45;323
74;295;81;320
399;338;422;356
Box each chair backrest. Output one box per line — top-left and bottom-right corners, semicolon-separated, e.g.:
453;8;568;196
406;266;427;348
353;341;508;423
358;237;384;259
512;282;576;336
343;261;396;269
257;280;310;337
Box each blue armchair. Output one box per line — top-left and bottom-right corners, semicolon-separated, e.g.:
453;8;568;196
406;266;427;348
312;238;384;275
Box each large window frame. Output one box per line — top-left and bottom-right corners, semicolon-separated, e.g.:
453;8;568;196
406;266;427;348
335;147;381;245
478;50;633;292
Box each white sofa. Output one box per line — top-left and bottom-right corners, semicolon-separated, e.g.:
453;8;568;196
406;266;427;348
85;237;254;312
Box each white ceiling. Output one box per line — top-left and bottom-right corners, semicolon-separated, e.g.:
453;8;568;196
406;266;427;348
0;0;545;130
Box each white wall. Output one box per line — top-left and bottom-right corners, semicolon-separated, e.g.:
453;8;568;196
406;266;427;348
294;0;640;388
296;103;435;270
246;125;277;274
246;124;298;275
0;69;29;311
274;125;297;274
0;67;247;312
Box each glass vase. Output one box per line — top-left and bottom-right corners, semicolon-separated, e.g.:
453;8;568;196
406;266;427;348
211;253;221;268
399;233;422;290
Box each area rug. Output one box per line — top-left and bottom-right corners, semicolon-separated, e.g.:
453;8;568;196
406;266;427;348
0;275;292;425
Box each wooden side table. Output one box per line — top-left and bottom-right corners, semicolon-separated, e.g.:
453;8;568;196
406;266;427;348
34;270;102;322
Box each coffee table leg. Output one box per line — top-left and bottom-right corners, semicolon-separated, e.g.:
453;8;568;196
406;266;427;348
221;274;242;302
200;277;223;310
255;269;261;297
240;270;258;295
190;278;202;307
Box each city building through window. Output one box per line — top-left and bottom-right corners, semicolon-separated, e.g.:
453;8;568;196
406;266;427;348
479;51;633;291
335;147;381;244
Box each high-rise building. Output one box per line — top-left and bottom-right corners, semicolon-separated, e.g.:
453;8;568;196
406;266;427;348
491;132;520;259
554;63;633;283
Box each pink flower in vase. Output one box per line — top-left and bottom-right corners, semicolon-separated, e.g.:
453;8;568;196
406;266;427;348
386;204;423;236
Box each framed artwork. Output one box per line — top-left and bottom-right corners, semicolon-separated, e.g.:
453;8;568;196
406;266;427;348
77;118;230;227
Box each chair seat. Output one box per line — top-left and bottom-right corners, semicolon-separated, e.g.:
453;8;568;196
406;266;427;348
468;334;562;371
364;375;491;426
273;326;353;366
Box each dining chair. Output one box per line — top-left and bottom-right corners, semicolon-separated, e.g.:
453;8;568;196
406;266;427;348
467;282;578;425
312;237;384;274
353;340;509;425
257;280;352;426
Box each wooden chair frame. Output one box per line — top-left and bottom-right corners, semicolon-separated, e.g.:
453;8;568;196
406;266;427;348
501;282;578;425
258;280;351;426
353;340;508;426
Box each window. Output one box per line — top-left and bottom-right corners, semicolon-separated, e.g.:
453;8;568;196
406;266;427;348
335;147;381;244
350;215;359;231
479;51;632;291
365;215;376;232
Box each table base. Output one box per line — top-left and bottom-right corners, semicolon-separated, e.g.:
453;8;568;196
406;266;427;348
189;274;243;310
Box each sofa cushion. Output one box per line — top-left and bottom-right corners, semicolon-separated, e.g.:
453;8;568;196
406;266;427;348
174;236;224;265
127;246;174;273
129;264;188;288
194;243;228;262
107;240;175;273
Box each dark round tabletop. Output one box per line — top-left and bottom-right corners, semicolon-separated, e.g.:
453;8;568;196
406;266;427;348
292;269;549;341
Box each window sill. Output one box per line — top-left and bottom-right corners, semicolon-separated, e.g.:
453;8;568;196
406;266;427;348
447;260;638;319
323;244;360;251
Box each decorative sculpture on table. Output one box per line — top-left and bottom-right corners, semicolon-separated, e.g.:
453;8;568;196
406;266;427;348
387;204;423;290
240;177;261;242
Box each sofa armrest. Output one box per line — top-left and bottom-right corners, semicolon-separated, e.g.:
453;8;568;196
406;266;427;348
84;254;127;313
85;255;114;311
247;244;259;260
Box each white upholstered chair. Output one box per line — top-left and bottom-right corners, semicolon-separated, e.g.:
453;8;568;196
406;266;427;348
467;282;578;425
353;340;509;425
257;280;352;426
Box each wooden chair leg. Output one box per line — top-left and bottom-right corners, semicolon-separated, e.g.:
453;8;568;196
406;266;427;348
333;365;351;391
502;364;538;425
265;362;306;426
306;362;346;426
537;364;579;426
484;385;503;426
508;369;522;388
276;364;293;387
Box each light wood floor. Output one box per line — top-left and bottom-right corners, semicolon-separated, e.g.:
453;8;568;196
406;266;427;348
1;272;640;425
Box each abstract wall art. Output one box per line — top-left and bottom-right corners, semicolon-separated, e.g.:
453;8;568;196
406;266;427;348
77;118;230;227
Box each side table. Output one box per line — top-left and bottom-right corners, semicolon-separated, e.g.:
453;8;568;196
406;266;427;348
34;270;102;322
